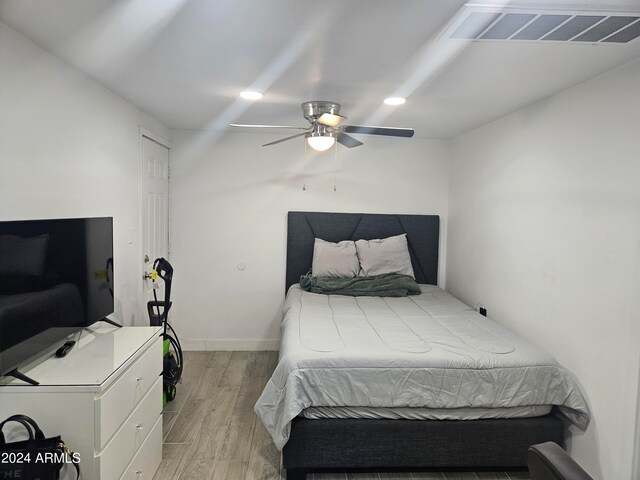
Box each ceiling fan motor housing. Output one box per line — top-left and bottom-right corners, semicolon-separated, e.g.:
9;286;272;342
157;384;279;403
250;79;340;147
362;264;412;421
301;101;341;123
307;124;335;138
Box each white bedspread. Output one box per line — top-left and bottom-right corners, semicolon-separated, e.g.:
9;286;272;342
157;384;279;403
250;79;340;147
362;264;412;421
255;285;590;449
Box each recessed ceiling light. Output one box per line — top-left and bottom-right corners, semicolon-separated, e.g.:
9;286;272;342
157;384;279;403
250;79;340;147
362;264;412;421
384;97;406;106
240;91;263;100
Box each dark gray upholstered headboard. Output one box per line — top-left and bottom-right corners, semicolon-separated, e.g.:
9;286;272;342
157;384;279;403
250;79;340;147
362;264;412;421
286;212;439;291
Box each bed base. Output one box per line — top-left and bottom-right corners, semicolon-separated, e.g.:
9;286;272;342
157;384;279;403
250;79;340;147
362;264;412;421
282;415;565;479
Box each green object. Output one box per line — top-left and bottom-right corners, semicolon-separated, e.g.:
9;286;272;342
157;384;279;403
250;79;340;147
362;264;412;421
299;273;421;297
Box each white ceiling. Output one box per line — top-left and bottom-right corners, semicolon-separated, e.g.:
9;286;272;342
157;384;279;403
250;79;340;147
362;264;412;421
1;0;639;138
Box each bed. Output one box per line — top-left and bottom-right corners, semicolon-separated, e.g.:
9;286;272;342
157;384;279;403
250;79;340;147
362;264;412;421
255;212;589;479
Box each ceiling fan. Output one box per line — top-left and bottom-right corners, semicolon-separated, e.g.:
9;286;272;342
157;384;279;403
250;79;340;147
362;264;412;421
230;101;414;151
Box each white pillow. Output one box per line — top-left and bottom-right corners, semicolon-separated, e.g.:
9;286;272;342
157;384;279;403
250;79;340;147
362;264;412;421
312;238;360;278
355;233;415;278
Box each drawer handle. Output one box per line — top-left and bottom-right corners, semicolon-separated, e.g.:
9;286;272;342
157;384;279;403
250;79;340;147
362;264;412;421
136;469;144;477
136;423;144;430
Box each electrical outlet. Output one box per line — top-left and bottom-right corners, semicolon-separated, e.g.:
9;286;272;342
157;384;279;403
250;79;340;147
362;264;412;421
474;303;487;317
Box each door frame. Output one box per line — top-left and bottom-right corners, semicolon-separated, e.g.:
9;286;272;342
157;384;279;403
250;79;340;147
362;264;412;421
138;127;171;325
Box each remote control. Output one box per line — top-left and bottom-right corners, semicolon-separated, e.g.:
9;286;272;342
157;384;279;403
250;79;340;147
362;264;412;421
55;340;76;358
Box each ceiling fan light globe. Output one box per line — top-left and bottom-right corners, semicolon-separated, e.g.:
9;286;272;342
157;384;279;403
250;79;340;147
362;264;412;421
307;136;335;151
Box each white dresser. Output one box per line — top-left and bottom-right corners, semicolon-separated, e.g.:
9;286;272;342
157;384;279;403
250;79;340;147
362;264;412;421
0;326;163;480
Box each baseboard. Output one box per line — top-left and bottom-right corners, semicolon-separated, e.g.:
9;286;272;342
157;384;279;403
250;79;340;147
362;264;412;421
181;338;280;351
632;354;640;480
180;338;206;351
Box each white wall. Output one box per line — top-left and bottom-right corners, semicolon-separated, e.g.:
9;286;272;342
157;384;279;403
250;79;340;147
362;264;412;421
0;22;170;325
447;58;640;480
169;130;450;349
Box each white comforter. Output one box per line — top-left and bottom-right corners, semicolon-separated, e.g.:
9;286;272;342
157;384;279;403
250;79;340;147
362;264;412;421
255;285;590;449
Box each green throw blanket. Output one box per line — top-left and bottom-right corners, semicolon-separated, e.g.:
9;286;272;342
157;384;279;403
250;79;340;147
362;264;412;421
299;272;421;297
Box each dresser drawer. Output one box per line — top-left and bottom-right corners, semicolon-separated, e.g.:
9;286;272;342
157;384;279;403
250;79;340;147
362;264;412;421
119;415;162;480
96;377;162;480
96;334;162;448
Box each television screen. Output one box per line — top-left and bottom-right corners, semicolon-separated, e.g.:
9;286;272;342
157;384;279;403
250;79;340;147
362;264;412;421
0;217;114;377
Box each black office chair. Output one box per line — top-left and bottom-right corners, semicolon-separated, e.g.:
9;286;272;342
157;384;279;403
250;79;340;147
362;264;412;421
528;442;593;480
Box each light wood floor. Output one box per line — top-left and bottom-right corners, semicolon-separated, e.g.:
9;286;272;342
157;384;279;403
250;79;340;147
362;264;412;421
154;351;531;480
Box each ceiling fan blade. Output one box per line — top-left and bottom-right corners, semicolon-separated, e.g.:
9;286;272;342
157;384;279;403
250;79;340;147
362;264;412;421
337;133;364;148
230;124;309;130
342;125;414;138
263;132;308;146
317;113;346;127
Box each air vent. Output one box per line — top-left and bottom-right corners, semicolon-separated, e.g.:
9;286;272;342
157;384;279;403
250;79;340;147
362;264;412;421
442;4;640;44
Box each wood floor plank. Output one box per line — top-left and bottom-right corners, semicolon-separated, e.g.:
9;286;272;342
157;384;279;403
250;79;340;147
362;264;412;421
347;473;381;479
410;473;445;479
234;377;265;413
266;351;279;371
279;450;285;479
182;351;213;380
505;473;530;480
233;368;268;417
163;410;179;441
164;397;212;443
206;350;233;369
192;352;232;400
246;416;281;480
153;443;190;480
175;425;227;480
194;351;233;398
218;414;257;461
313;474;348;480
245;351;270;379
443;473;479;480
211;460;248;480
218;351;250;388
379;473;412;479
260;351;279;390
475;473;510;479
202;387;239;427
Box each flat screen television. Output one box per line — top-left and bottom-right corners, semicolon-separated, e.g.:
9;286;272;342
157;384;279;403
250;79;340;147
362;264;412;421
0;217;114;382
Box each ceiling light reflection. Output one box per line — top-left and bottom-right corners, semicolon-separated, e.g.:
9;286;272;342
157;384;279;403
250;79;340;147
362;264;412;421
240;91;264;100
384;97;406;106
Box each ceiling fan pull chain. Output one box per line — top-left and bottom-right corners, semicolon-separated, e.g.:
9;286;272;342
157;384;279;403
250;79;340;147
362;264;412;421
302;137;307;191
333;140;338;192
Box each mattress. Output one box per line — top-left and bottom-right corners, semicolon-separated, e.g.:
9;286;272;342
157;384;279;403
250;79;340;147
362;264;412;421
302;405;552;421
255;284;590;450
